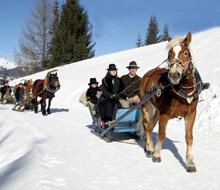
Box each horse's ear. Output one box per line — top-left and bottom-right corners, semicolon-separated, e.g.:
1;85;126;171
183;32;192;45
168;37;172;42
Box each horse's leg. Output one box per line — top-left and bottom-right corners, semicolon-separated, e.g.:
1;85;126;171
41;97;47;115
142;102;156;156
47;97;53;114
185;110;197;172
153;114;169;162
33;98;38;113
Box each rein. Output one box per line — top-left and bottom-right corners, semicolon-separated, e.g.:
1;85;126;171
114;77;142;98
114;59;170;99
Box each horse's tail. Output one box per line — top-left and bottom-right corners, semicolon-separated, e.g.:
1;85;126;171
136;111;145;140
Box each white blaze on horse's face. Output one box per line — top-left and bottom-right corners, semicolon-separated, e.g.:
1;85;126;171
168;45;183;85
167;32;192;85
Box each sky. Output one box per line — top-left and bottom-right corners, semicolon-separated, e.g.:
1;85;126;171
0;0;219;62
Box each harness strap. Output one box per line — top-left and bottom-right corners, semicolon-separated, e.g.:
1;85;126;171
171;68;203;103
34;80;44;98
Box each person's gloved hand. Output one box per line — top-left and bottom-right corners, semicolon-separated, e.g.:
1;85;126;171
111;94;117;100
120;93;127;100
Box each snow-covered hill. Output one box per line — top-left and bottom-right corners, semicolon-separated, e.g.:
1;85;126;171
0;57;17;70
0;27;220;190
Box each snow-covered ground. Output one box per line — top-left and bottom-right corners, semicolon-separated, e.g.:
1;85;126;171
0;27;220;190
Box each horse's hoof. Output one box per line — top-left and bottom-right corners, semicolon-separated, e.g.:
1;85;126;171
152;156;161;163
145;150;154;157
187;166;196;172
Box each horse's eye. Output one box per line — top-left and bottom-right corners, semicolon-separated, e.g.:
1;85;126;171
168;53;171;60
184;51;188;57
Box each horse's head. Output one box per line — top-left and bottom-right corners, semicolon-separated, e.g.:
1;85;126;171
167;32;193;85
48;73;61;89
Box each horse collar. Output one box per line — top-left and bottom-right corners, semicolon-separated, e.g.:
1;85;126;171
170;68;203;104
44;76;60;94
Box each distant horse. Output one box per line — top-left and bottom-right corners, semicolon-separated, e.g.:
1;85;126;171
139;32;204;172
32;71;60;115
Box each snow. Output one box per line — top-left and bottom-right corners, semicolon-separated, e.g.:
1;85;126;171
1;27;220;190
0;57;17;70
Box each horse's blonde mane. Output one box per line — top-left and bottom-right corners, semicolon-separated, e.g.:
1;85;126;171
166;36;185;50
166;35;196;69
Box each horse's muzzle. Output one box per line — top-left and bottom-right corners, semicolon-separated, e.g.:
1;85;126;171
168;71;182;85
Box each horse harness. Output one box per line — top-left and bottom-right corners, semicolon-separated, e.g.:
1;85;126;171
34;76;60;98
170;68;203;104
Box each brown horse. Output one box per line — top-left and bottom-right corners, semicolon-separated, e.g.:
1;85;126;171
139;32;203;172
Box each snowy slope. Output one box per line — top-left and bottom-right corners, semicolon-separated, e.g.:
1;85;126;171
0;27;220;190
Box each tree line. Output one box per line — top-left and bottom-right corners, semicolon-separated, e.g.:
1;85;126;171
15;0;95;76
136;15;170;47
14;0;169;77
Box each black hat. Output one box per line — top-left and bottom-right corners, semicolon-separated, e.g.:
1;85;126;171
107;64;118;71
126;61;139;69
88;78;99;85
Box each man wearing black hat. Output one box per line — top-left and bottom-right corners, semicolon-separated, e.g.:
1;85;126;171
120;61;141;108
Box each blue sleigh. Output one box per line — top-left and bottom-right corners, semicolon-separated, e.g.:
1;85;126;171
89;81;171;142
89;106;141;142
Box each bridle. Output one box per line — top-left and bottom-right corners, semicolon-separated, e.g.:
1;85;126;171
167;44;192;74
168;58;191;74
44;74;60;93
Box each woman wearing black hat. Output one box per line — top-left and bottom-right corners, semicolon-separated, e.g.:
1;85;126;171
98;64;123;122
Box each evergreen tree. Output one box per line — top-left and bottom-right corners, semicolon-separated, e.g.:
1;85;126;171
161;23;170;42
145;15;161;45
135;33;143;47
49;0;95;66
48;0;60;68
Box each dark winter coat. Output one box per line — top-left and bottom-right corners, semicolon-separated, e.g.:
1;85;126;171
1;85;12;97
86;87;100;105
98;75;123;121
15;87;24;101
121;74;141;98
